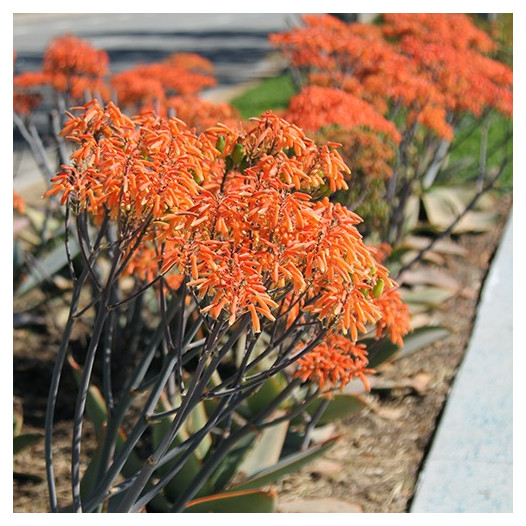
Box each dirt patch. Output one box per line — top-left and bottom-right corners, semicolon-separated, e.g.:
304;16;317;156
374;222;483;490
13;197;512;513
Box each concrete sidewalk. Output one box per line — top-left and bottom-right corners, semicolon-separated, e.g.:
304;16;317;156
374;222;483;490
410;212;513;513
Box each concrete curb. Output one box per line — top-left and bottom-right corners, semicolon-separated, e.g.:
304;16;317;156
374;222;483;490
410;211;513;512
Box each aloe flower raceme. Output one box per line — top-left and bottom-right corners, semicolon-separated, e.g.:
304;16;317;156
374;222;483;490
44;100;410;513
111;52;217;114
42;33;110;102
13;71;48;115
14;34;110;114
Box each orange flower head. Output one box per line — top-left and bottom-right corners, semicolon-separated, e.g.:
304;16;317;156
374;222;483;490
111;53;217;114
42;34;110;100
294;332;373;391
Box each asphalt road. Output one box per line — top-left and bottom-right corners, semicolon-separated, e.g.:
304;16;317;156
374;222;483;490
13;13;302;88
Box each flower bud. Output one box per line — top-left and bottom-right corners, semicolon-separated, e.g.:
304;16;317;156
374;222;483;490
232;142;245;166
373;278;385;298
216;135;225;154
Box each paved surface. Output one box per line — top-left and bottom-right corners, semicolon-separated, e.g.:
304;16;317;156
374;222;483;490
13;13;301;94
410;211;513;513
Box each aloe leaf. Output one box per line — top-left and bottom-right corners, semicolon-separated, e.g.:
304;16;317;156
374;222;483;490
13;407;23;437
207;431;257;493
422;186;467;224
230;435;340;492
401;194;420;237
396;326;450;358
291;394;366;427
422;186;498;233
398;267;461;292
185;401;212;459
245;373;288;416
15;238;80;298
13;240;25;271
151;393;205;503
402;235;468;257
184;489;277;513
236;418;289;479
453;210;499;233
13;433;43;455
365;326;450;369
402;286;456;307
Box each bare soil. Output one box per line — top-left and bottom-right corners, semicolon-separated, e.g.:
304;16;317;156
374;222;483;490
13;197;512;513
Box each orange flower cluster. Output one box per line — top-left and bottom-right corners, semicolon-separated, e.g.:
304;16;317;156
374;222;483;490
165;52;215;73
47;102;410;393
398;36;513;118
13;71;48;114
45;100;213;227
14;36;231;134
294;332;373;391
271;15;451;139
272;14;513;139
111;53;216;111
285;86;401;144
380;14;512;118
14;35;110;110
382;13;496;53
111;71;165;110
372;286;411;347
42;34;110;100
